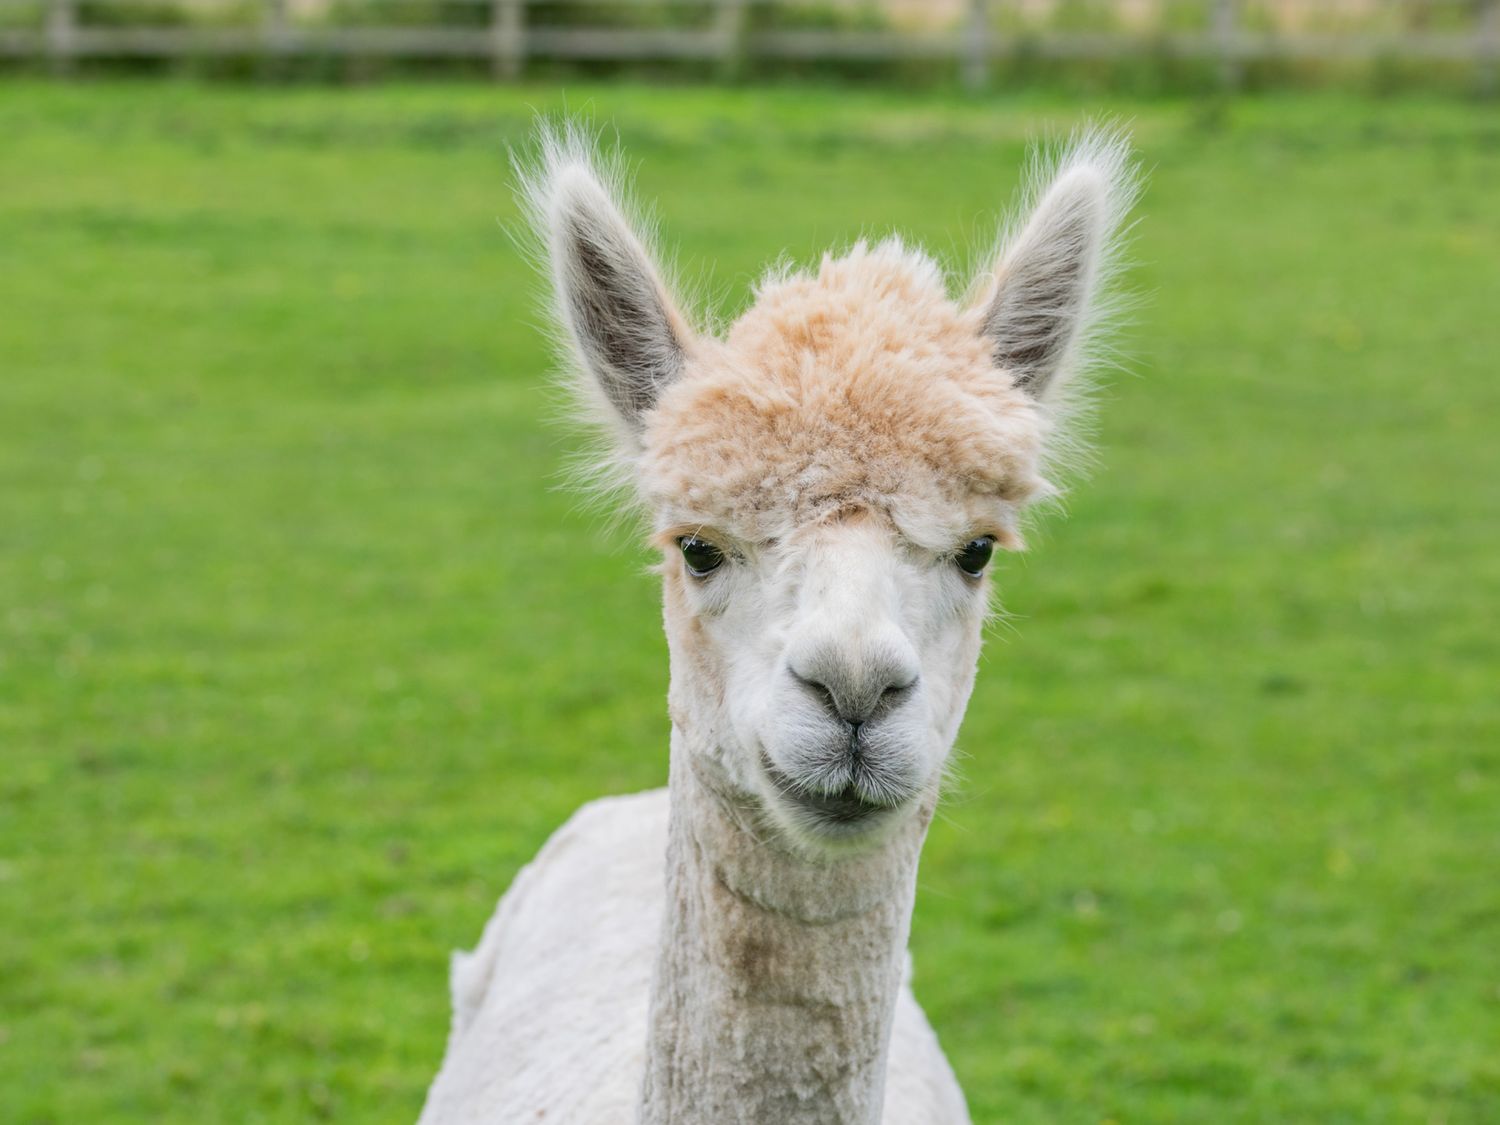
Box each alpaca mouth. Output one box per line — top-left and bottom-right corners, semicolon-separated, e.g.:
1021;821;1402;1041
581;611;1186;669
761;757;898;829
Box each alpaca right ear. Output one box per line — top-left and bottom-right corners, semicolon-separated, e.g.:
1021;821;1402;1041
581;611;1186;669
534;146;691;438
974;131;1136;404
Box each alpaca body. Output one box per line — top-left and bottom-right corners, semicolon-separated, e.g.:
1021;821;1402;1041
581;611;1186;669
420;126;1135;1122
418;788;968;1124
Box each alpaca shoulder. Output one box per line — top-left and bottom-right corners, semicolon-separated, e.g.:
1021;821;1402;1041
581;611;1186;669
884;980;973;1123
419;788;669;1124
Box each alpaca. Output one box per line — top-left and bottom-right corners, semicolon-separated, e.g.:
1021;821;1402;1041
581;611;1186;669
418;126;1137;1124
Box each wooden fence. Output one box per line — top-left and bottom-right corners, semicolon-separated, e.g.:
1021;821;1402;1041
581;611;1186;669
2;0;1497;90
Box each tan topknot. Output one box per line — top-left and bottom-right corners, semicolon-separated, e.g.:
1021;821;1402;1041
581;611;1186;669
639;238;1050;551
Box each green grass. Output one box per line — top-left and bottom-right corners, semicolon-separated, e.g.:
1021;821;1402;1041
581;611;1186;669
2;81;1497;1122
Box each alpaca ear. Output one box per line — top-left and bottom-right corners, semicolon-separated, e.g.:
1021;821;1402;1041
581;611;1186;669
976;133;1135;402
537;151;691;436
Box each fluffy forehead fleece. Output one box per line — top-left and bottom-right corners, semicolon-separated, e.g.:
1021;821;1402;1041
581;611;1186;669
639;239;1049;550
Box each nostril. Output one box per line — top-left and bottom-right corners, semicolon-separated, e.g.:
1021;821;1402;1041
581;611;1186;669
789;668;839;718
869;674;917;721
881;675;918;704
876;675;912;702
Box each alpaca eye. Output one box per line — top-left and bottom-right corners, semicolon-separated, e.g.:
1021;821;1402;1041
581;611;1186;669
678;536;725;578
955;537;995;578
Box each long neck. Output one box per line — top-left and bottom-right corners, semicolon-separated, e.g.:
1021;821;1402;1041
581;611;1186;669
639;727;930;1124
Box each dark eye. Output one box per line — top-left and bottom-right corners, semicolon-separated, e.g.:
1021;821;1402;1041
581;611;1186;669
955;536;995;578
678;536;725;578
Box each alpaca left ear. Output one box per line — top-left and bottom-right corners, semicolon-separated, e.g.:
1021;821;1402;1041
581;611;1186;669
524;129;695;443
975;133;1135;402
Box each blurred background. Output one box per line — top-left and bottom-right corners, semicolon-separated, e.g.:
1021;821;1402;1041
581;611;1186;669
2;0;1499;92
2;2;1498;1122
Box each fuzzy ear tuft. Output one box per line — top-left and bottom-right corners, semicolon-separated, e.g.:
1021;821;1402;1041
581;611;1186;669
517;127;693;445
975;129;1139;404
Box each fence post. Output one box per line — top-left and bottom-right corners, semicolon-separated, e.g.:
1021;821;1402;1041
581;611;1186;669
491;0;525;82
962;0;990;92
716;0;747;82
1212;0;1240;91
1480;0;1500;99
261;0;289;80
46;0;76;77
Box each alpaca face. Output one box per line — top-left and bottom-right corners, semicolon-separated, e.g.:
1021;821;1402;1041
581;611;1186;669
527;129;1134;850
657;509;991;847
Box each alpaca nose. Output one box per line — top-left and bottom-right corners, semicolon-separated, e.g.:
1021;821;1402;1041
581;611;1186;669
788;645;919;728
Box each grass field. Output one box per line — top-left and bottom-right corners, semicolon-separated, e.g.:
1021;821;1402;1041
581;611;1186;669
2;81;1498;1122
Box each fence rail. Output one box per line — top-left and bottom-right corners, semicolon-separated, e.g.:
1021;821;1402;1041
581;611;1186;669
2;0;1497;89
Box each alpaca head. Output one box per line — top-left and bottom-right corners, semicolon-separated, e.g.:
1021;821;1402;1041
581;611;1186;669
526;129;1135;852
